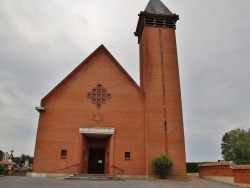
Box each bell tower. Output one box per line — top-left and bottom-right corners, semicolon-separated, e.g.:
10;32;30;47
135;0;187;178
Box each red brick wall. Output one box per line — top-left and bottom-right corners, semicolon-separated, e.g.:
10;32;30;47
139;26;186;177
199;162;250;185
33;46;146;175
199;164;233;177
233;167;250;184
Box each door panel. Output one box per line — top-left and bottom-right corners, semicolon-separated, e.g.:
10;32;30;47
88;147;105;174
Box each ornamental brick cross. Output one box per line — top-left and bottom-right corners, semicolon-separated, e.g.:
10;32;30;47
87;84;111;108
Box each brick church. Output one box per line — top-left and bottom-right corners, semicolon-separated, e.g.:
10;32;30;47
33;0;187;179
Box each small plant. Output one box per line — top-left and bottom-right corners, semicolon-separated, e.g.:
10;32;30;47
151;155;173;179
0;164;9;176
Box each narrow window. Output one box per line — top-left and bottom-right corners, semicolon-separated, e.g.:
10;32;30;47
84;151;87;161
93;89;97;93
61;150;67;158
106;152;109;163
98;85;102;89
125;152;130;159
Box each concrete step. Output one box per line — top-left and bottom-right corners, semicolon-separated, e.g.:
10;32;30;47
64;174;123;181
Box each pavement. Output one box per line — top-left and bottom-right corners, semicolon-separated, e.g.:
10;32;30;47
0;174;241;188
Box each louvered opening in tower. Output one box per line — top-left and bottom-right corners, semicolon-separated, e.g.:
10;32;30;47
143;17;176;28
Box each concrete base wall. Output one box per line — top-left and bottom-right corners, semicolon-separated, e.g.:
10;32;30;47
201;176;235;185
117;175;146;180
29;172;69;178
28;173;188;181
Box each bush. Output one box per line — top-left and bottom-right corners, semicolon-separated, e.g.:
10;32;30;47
0;164;9;175
151;155;173;179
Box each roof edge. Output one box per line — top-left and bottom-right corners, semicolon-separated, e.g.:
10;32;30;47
41;44;144;106
102;46;145;97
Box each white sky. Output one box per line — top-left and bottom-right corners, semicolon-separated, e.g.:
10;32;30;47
0;0;250;162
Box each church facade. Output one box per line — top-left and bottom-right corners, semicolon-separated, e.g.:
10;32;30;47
33;0;187;179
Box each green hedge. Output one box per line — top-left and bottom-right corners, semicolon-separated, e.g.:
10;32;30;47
235;161;250;165
186;162;212;173
186;162;200;173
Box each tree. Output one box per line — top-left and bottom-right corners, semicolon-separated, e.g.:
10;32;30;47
13;154;33;165
221;132;234;160
221;128;250;161
0;150;3;161
0;164;9;175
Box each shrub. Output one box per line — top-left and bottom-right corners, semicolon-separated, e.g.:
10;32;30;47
151;155;173;179
0;164;9;175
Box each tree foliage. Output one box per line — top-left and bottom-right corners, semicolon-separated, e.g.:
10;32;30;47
0;150;3;161
221;128;250;161
13;154;33;165
0;164;9;175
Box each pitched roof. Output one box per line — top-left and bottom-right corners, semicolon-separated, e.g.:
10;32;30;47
145;0;173;15
41;44;144;105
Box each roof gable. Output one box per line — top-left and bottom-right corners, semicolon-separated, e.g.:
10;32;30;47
41;44;144;105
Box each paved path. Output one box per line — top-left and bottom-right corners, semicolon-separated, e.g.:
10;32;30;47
0;175;241;188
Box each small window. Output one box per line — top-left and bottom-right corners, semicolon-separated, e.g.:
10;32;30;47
61;150;67;158
107;94;111;98
102;99;105;103
93;89;97;93
98;85;102;89
88;93;92;97
125;152;130;159
97;103;101;108
98;89;101;93
97;94;101;98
